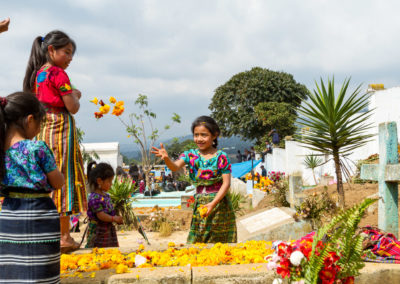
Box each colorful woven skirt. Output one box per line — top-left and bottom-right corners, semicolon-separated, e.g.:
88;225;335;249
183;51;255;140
37;109;87;215
187;192;237;244
0;196;60;283
85;220;119;248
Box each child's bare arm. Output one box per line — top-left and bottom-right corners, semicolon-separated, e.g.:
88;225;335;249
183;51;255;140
151;143;185;172
46;169;64;189
62;91;80;114
96;212;123;224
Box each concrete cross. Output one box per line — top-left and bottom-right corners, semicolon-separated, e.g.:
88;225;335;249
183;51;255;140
361;122;399;238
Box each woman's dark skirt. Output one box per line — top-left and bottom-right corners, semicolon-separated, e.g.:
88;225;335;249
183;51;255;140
0;196;60;283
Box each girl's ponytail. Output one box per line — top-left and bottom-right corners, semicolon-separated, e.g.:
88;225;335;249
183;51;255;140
23;36;47;93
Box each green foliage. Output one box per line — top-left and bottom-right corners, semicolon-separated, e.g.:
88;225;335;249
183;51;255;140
209;67;308;143
165;138;197;160
303;155;324;185
229;192;247;215
254;101;297;146
296;77;375;207
108;176;138;230
270;179;290;207
295;188;336;230
76;127;99;164
303;198;378;283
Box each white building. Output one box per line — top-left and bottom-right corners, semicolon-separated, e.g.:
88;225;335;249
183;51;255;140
255;85;400;185
81;142;123;173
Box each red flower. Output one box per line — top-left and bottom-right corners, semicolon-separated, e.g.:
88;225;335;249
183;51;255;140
343;276;354;284
94;112;103;119
319;267;337;284
99;99;105;106
276;258;291;278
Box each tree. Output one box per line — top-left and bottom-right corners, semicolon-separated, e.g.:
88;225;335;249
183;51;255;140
296;78;374;208
209;67;308;143
165;138;197;160
76;127;99;164
90;94;181;192
254;101;297;146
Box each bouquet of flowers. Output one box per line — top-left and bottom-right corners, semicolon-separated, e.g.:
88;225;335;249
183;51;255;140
253;176;274;192
268;171;285;183
266;198;377;284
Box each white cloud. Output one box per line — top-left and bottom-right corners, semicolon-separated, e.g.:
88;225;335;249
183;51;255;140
1;0;400;143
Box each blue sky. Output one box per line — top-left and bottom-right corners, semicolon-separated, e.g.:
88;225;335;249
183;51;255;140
1;0;400;148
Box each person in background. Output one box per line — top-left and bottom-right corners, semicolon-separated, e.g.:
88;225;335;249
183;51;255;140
269;129;280;147
260;165;267;177
116;166;127;178
236;150;243;163
262;141;273;162
250;146;256;160
243;149;250;161
0;17;10;33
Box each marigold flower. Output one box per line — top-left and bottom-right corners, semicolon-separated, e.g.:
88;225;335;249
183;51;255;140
109;97;116;104
199;205;208;218
116;101;124;107
112;105;124;116
94;112;103;119
90;97;98;105
100;104;110;114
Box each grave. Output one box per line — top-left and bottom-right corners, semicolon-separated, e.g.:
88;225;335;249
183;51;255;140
236;207;312;242
361;122;400;238
286;175;306;208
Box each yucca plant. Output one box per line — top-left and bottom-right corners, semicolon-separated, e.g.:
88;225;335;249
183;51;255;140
297;77;375;207
303;154;324;185
229;192;247;215
303;198;377;283
108;176;138;230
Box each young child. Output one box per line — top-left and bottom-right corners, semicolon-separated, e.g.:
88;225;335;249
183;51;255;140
85;162;123;248
23;30;87;252
152;115;237;243
0;92;64;283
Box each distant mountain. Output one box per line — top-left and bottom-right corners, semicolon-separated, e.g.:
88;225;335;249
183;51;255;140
120;135;254;160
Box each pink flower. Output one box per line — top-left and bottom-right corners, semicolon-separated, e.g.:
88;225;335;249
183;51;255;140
199;169;214;180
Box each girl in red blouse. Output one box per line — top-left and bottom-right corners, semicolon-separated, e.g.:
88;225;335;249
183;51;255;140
23;30;87;253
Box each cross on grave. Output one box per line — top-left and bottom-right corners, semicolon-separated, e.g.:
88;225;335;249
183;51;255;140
361;122;399;238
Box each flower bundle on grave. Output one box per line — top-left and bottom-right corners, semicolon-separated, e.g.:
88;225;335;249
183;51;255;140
267;198;377;284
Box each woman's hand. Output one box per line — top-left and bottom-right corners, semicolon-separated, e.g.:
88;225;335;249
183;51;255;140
151;143;169;160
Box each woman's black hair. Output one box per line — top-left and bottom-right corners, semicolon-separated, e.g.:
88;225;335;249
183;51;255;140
87;162;115;191
23;30;76;93
0;92;46;179
191;115;221;148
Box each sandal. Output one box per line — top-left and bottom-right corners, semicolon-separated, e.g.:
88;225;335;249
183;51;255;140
60;239;81;254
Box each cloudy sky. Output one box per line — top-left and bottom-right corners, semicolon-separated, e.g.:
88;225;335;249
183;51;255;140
1;0;400;147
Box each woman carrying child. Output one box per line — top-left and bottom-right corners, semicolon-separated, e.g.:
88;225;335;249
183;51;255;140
0;92;64;283
85;162;123;248
152;115;237;243
23;30;87;252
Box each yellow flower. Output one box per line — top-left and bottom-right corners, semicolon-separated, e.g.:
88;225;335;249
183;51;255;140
116;101;124;107
115;264;129;274
109;97;116;104
168;242;175;247
90;97;99;105
99;104;110;114
112;105;124;116
199;205;208;218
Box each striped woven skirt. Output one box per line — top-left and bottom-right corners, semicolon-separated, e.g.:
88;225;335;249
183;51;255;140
187;193;237;244
0;196;60;283
37;108;87;215
85;220;119;248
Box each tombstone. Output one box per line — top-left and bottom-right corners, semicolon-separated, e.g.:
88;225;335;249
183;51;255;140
361;122;399;238
287;175;305;208
236;207;312;242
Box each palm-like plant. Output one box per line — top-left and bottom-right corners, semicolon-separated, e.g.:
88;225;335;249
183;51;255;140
297;78;375;207
303;154;324;185
108;176;138;229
